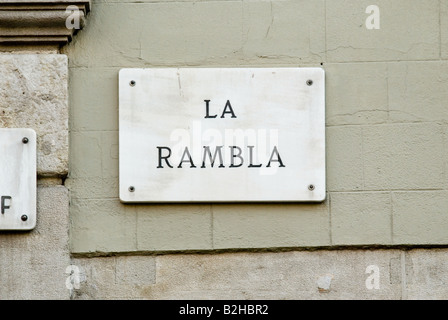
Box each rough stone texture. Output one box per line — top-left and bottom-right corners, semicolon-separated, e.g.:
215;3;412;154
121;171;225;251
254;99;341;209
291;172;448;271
71;255;156;299
72;249;403;300
406;249;448;299
0;50;70;300
0;185;70;299
0;54;68;176
69;248;448;300
35;247;448;300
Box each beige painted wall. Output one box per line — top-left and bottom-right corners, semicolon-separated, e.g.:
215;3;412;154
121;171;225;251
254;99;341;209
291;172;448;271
63;0;448;254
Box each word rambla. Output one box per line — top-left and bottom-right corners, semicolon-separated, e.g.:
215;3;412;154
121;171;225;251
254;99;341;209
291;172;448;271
156;145;285;169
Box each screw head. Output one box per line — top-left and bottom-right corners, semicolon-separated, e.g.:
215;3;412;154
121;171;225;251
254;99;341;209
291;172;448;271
306;79;313;86
21;215;28;221
308;184;315;191
22;137;29;144
128;186;135;192
129;80;136;87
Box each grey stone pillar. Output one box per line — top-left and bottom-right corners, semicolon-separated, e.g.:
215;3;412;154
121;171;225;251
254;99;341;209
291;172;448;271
0;0;90;299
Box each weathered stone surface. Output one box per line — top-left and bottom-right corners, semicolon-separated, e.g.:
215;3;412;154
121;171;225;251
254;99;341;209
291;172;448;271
0;185;70;299
71;255;156;300
58;248;448;300
406;249;448;299
326;0;440;62
73;250;403;300
0;54;68;176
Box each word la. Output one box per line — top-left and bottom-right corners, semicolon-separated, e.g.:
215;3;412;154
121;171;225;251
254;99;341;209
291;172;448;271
204;99;237;119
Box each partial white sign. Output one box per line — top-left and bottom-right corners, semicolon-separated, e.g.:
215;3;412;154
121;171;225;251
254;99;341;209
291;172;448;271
0;128;37;230
119;68;325;203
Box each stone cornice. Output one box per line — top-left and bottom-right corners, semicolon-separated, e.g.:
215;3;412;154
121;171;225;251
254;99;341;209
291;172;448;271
0;1;91;47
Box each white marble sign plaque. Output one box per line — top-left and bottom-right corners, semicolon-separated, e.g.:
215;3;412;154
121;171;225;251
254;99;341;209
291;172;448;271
119;68;325;203
0;128;36;230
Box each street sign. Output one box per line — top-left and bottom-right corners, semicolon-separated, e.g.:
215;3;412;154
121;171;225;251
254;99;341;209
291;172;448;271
0;128;36;230
119;68;325;203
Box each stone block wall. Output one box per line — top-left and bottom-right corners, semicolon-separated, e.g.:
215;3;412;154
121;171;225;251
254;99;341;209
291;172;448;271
2;0;448;300
0;54;70;299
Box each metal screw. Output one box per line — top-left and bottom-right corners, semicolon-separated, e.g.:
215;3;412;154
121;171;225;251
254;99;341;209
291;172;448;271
22;137;28;144
306;79;313;86
308;184;315;191
21;215;28;221
128;186;135;192
129;80;136;87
